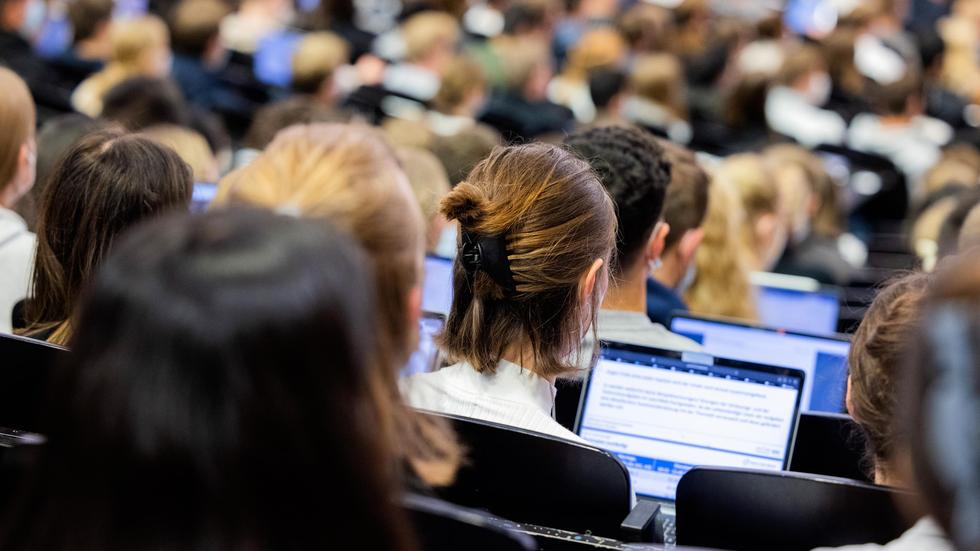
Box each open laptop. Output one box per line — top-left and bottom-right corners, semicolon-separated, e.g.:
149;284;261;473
575;343;805;541
669;313;851;413
422;255;454;316
751;272;841;336
401;312;446;378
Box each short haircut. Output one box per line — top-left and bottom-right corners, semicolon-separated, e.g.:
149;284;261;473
291;31;349;94
101;77;189;130
588;67;626;109
0;67;35;193
68;0;113;45
866;67;923;116
774;44;824;87
432;55;486;114
502;0;553;35
140;124;218;182
243;97;346;150
629;53;685;115
169;0;230;57
494;36;549;93
429;123;501;185
659;141;709;251
848;272;932;475
401;11;459;63
564;126;670;276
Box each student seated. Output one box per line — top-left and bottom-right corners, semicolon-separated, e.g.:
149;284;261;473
400;143;616;442
169;0;235;112
49;0;112;90
0;208;415;551
647;141;709;327
564;126;699;352
214;123;461;487
0;68;37;334
765;44;846;148
0;0;72;113
18;130;192;345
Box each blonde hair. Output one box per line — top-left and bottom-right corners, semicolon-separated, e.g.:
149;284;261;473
685;173;758;321
494;36;550;92
0;67;35;192
765;143;842;238
291;31;349;94
141;125;219;182
561;27;626;81
439;143;616;379
432;55;486;115
629;53;687;118
397;146;451;252
214;123;461;485
402;11;460;64
73;16;170;116
720;154;780;269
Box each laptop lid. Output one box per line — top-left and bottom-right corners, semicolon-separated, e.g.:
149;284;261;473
669;313;850;413
751;273;841;336
401;312;446;378
575;342;804;502
422;255;454;315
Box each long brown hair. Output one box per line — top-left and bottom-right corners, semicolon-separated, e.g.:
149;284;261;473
21;129;192;345
214;123;462;486
0;67;35;196
439;143;616;379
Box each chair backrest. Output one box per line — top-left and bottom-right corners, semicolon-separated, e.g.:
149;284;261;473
403;493;536;551
790;412;870;483
424;412;633;538
0;333;67;432
675;467;911;551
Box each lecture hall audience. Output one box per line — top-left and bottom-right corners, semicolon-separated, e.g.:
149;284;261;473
1;0;980;548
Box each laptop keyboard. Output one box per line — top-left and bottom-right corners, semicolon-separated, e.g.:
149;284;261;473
655;512;676;545
487;518;675;549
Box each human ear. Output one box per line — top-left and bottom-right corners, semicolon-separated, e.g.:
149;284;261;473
580;258;605;303
646;222;670;266
678;228;704;264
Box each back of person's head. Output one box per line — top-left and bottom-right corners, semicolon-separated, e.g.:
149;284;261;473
439;143;616;378
847;272;932;483
821;27;864;96
243;97;345;150
169;0;231;58
141;124;219;182
101;77;189;130
717;153;784;271
429;123;501;185
0;67;36;209
215;122;461;486
290;31;349;95
659;141;709;253
397;146;451;253
494;36;551;97
401;10;460;65
16;114;107;230
2;208;415;551
563;126;670;278
68;0;113;46
765;143;842;240
431;55;486;115
561;26;626;81
937;190;980;260
108;15;170;70
502;0;555;36
629;53;686;118
723;71;772;129
685;173;757;321
866;67;923;117
588;67;626;111
618;2;673;53
774;44;826;88
23;129;192;345
904;252;980;551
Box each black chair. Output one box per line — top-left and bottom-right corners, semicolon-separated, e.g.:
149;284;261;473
425;412;633;539
403;493;536;551
790;412;871;483
675;467;912;550
0;333;67;432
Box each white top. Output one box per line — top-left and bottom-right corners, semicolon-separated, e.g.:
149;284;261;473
576;309;702;371
765;86;846;148
400;360;587;444
812;517;953;551
0;208;36;334
847;113;953;186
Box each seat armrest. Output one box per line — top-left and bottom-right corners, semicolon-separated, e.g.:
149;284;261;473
620;501;660;543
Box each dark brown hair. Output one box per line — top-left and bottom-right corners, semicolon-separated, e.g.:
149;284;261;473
659;142;709;251
848;272;932;477
68;0;113;44
439;143;616;379
169;0;230;57
20;129;192;345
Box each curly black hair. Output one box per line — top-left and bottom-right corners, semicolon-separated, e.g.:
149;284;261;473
564;125;672;276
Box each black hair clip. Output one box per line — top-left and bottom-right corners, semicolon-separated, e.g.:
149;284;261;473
460;231;517;294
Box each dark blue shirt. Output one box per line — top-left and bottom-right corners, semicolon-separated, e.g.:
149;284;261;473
646;277;688;327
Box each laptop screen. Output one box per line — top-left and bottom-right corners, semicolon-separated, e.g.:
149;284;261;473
576;343;804;501
422;256;454;315
755;285;840;336
401;313;445;378
670;314;850;413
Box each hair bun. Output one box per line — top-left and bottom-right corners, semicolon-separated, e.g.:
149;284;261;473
440;182;488;227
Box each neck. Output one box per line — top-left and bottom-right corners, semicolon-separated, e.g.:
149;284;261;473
654;253;683;289
0;183;18;209
501;344;556;384
76;37;109;60
602;264;647;313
